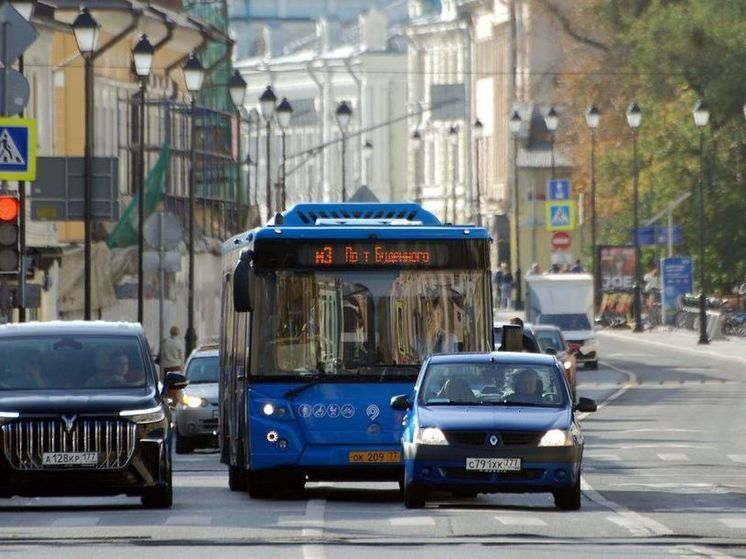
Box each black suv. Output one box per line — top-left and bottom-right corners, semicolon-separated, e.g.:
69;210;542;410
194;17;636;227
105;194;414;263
0;321;187;508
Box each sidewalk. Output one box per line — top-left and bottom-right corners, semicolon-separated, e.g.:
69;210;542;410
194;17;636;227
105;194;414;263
597;326;746;365
494;309;746;365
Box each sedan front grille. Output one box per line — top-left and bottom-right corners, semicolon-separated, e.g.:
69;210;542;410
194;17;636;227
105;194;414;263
1;418;137;471
444;430;543;447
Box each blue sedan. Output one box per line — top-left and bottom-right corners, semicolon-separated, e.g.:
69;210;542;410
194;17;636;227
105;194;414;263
391;352;597;510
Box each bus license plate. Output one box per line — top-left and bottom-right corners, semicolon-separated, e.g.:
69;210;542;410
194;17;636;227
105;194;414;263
465;457;521;472
348;451;401;463
42;452;98;467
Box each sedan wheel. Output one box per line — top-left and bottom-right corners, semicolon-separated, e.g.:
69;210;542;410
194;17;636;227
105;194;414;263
403;482;426;509
553;477;581;511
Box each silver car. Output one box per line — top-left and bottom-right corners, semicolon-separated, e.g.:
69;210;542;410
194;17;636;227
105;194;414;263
173;346;219;453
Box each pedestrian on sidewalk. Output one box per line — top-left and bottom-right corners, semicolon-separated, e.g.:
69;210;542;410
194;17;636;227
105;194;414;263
158;325;184;379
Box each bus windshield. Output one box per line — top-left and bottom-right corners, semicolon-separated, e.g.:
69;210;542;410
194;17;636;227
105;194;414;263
250;269;490;377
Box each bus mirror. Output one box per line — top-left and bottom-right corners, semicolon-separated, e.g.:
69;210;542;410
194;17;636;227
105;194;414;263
233;249;254;313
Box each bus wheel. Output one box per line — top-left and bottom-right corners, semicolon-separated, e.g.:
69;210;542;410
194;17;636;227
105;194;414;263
228;465;246;491
247;469;275;499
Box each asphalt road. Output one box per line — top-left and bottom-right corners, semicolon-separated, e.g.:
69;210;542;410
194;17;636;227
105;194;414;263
2;331;746;558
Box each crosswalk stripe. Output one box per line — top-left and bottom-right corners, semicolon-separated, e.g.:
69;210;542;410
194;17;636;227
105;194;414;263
657;453;690;461
389;516;436;526
727;454;746;463
720;518;746;529
494;515;546;526
165;515;210;525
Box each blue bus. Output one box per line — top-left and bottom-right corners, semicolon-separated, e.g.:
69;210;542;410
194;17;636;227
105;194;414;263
219;203;492;497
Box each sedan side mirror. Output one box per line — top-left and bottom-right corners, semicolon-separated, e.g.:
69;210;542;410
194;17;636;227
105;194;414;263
574;396;597;413
390;394;411;410
163;371;188;392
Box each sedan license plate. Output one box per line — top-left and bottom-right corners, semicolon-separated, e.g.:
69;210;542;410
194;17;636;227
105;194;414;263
348;451;401;463
42;452;98;467
465;457;521;472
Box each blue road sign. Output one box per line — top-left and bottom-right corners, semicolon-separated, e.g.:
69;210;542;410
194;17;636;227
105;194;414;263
661;256;693;325
0;118;36;180
545;201;576;231
547;178;571;201
631;225;683;246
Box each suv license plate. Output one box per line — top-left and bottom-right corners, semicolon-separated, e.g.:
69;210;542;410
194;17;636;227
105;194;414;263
42;452;98;467
465;457;521;472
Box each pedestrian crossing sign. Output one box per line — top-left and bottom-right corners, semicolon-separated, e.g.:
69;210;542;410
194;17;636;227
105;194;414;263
545;201;576;231
0;117;36;181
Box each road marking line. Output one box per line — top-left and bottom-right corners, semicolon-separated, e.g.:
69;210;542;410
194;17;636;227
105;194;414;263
389;516;435;526
658;453;690;461
494;516;546;526
51;516;99;527
727;454;746;463
165;515;209;525
585;452;621;461
674;545;736;559
302;499;326;559
720;517;746;529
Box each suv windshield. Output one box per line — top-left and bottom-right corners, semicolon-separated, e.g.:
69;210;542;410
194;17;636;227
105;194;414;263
0;335;148;390
186;355;218;383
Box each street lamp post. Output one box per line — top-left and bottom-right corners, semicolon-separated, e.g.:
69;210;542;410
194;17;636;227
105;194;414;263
447;125;458;223
72;8;100;321
509;110;523;310
585;104;600;316
133;34;154;326
363;139;373;186
626;102;643;333
182;53;205;356
545;106;559;181
473;119;484;226
276;98;293;210
693;99;710;345
335;101;352;202
259;86;277;219
229;70;247;231
412;130;422;205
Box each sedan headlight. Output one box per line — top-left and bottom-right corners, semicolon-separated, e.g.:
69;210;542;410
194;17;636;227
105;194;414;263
414;427;448;446
120;405;166;424
539;428;573;447
180;394;208;409
563;360;573;370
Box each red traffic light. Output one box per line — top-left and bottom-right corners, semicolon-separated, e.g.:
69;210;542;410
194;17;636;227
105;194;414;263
0;196;20;222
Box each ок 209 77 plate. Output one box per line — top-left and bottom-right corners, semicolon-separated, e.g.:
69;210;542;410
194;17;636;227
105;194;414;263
465;457;521;472
42;452;98;467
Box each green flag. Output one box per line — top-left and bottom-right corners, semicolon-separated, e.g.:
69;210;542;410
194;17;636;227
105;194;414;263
107;143;170;249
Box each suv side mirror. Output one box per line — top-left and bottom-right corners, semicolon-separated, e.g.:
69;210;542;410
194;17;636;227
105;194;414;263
390;394;411;410
574;397;597;413
163;371;188;392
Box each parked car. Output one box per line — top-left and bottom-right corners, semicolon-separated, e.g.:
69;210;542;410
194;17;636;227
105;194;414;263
0;321;187;507
529;323;578;400
173;344;219;453
391;352;596;510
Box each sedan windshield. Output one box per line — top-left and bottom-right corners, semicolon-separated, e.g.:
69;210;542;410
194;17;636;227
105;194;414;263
186;356;218;383
421;362;566;407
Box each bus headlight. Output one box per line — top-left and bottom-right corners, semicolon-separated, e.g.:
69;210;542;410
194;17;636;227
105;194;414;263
262;403;275;416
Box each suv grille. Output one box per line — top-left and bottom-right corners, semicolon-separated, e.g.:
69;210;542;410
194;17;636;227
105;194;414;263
2;418;137;470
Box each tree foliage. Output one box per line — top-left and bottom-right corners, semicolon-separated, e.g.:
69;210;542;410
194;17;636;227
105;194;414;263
554;0;746;292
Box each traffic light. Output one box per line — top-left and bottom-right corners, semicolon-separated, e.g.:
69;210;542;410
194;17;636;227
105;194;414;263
0;195;20;275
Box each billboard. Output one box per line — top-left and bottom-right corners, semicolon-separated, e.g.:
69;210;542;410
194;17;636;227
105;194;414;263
597;246;637;324
661;257;693;325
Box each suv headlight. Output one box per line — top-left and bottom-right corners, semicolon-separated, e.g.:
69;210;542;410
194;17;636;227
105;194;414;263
539;428;573;447
414;427;448;445
120;405;166;424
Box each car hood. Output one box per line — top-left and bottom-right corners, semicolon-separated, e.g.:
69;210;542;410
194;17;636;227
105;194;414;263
0;388;159;415
416;404;571;432
183;382;218;403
